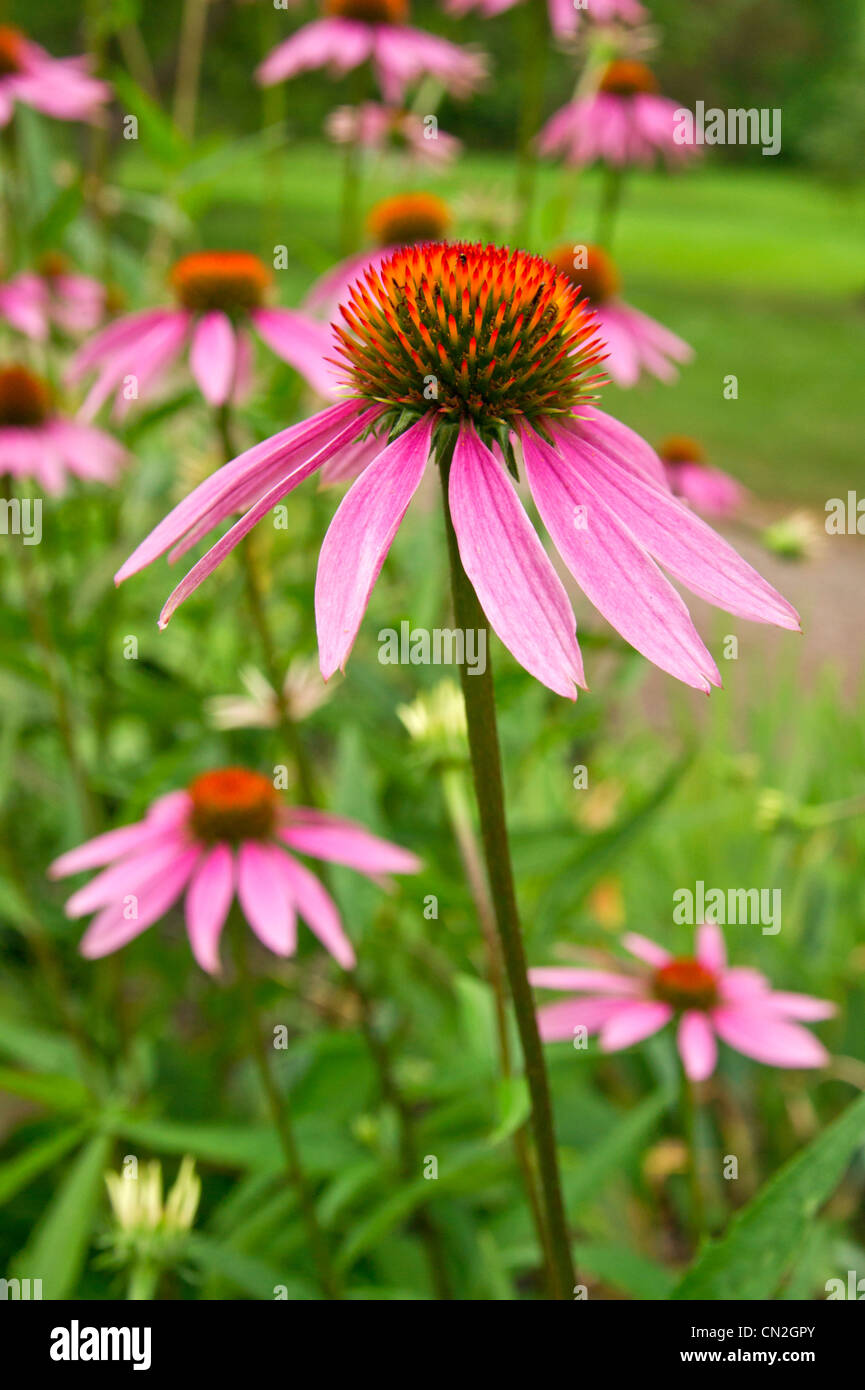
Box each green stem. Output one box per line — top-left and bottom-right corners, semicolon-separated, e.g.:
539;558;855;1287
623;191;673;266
514;0;550;246
681;1066;705;1249
231;924;342;1299
339;137;362;257
595;164;625;250
127;1260;160;1301
437;453;575;1301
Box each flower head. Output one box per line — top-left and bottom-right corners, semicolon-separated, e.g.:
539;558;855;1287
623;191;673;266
445;0;645;41
256;2;487;104
117;240;798;700
539;60;697;168
548;243;692;387
0;255;108;341
49;768;420;973
0;363;126;494
531;923;835;1080
657;434;745;517
67;249;336;417
207;658;333;731
325;102;461;166
0;25;111;127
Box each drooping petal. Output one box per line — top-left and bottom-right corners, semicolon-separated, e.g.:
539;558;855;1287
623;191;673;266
189;311;237;407
677;1011;718;1081
696;921;726;973
712;1006;829;1068
537;996;633;1041
528;967;642;995
79;848;201;959
622;933;671;967
236;841;296;957
521;423;721;692
275;850;356;969
49;818;166;878
760;991;836;1022
251;307;341;398
599;1000;673;1051
184;844;234;975
64;838;192;919
278;811;420;877
448;421;585;699
315;415;433;679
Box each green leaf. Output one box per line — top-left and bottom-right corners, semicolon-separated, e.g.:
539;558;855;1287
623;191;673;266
0;1067;91;1114
12;1133;111;1299
115;1117;281;1170
574;1242;676;1300
186;1235;316;1301
488;1077;530;1146
0;1123;89;1206
564;1085;674;1210
672;1090;865;1300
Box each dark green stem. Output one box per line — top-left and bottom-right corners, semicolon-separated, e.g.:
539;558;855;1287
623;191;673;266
595;164;626;250
437;453;575;1301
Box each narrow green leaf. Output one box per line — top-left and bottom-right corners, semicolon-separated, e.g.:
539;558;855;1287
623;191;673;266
13;1133;111;1299
0;1123;88;1206
0;1067;91;1113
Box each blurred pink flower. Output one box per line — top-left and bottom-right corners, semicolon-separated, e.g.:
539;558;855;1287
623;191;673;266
0;257;108;342
116;243;798;699
49;767;420;973
549;243;692;387
659;435;746;518
0;25;110;126
539;59;696;168
256;0;487;104
0;364;125;494
446;0;644;40
531;923;835;1080
67;251;336;420
326;102;461;166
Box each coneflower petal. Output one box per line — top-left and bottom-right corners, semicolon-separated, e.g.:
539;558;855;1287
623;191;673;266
189;311;237;407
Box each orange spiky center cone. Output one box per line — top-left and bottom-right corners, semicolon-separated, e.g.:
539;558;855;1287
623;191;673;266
0;365;51;427
325;0;408;22
547;243;621;305
0;26;24;77
599;59;659;97
658;435;705;466
653;958;718;1011
170;251;271;315
334;241;606;443
188;768;279;843
367;193;452;248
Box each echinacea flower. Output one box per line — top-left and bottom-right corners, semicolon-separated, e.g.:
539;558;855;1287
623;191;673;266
539;59;697;168
0;364;126;494
116;241;799;697
306;192;452;321
256;0;487;105
0;253;108;342
446;0;644;41
325;101;460;166
206;658;333;731
658;435;745;517
530;923;835;1080
67;251;336;420
548;243;691;387
0;25;110;127
49;767;420;973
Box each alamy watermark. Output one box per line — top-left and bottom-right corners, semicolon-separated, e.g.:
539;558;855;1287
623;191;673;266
674;102;781;157
673;880;781;935
0;496;41;544
378;622;486;675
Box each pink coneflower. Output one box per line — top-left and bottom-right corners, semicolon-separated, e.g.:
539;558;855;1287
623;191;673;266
446;0;644;40
116;242;798;698
531;924;835;1080
658;435;745;518
0;25;110;127
256;0;487;104
49;766;420;973
539;59;696;168
326;102;460;166
0;253;108;342
547;243;692;388
0;364;125;494
306;191;453;322
67;251;336;420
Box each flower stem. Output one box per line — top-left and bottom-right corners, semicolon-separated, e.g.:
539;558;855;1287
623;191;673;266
514;0;549;245
437;454;575;1301
595;164;626;250
680;1066;705;1249
127;1260;160;1301
231;924;341;1299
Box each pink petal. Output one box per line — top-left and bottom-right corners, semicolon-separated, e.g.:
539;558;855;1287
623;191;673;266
315;415;433;679
236;841;296;957
64;837;191;918
251;307;341;398
696;921;726;972
49;819;167;878
600;1000;673;1051
184;844;235;975
528;967;642;995
677;1011;717;1081
761;991;836;1022
712;1006;829;1069
189;312;237;407
521;423;721;693
448;421;585;699
275;851;356;969
278;810;420;877
622;933;671;967
719;966;771;1002
79;848;200;959
537;996;633;1042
